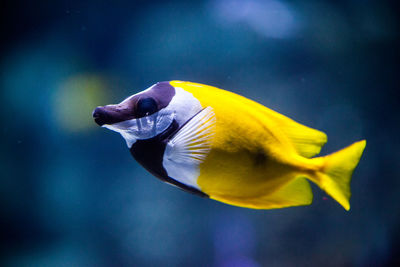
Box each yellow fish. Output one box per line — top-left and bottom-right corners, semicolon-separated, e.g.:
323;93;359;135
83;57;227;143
93;81;366;210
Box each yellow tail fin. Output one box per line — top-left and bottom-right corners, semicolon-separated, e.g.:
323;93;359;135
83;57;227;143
314;140;366;210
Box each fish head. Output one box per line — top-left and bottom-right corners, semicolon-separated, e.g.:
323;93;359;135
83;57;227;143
92;81;202;147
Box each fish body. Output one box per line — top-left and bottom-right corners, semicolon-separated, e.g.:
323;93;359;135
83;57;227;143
93;81;366;210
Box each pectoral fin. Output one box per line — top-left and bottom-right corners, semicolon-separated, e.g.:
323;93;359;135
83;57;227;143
163;106;216;189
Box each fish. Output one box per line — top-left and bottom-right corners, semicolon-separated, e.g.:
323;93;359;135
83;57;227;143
92;81;366;210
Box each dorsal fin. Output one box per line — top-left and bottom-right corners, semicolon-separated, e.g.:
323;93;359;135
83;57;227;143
274;117;327;158
163;107;216;189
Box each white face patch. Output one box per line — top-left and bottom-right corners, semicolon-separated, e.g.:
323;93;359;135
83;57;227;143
165;87;203;125
103;109;176;147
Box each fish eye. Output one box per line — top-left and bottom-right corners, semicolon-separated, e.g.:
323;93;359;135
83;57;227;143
136;97;158;117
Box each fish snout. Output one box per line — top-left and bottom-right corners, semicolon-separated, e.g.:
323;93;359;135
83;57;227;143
92;105;134;126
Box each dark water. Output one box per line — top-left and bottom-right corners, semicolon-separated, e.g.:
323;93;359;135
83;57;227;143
1;0;399;266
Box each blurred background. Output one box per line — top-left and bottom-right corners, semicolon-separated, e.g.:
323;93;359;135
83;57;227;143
1;0;399;266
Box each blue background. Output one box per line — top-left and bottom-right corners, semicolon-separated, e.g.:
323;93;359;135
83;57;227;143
1;0;399;266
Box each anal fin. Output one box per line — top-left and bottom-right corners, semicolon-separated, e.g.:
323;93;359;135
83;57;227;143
263;177;313;208
211;177;313;209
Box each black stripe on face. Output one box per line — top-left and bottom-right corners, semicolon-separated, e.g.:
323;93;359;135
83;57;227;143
93;81;175;126
130;120;208;198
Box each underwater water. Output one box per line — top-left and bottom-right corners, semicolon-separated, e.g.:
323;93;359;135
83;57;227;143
1;0;399;266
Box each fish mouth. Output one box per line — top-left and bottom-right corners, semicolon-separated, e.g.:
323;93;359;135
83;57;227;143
92;106;107;126
92;106;133;126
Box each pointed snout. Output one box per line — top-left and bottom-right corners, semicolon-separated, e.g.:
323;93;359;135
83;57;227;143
92;105;134;126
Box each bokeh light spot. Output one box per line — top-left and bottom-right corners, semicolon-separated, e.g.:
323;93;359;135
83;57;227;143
53;74;108;133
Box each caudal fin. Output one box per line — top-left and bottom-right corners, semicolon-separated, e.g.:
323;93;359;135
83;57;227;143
314;140;366;210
